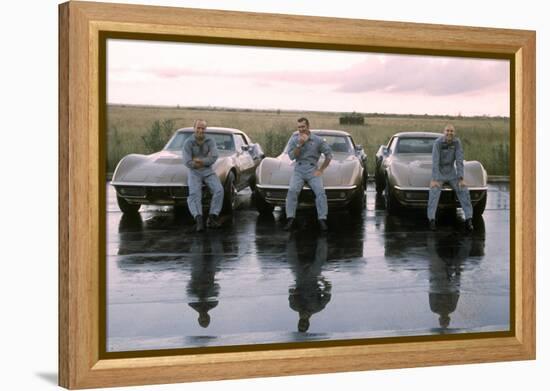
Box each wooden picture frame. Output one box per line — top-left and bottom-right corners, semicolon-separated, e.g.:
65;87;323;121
59;1;536;388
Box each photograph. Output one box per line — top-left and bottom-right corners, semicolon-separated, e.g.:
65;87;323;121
54;0;539;388
105;38;511;353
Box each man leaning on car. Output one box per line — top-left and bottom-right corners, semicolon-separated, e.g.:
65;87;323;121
284;117;332;232
182;119;224;232
427;124;474;231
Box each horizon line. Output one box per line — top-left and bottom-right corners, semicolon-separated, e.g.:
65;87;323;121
107;103;510;119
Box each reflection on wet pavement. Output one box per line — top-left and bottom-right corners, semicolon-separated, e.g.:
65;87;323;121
287;234;332;333
107;184;510;352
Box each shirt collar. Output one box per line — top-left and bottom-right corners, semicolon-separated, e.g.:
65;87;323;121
191;133;211;144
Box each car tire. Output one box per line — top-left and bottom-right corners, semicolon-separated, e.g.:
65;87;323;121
348;189;366;215
362;167;369;190
473;192;487;218
222;171;237;214
384;176;400;215
253;189;275;215
375;164;385;194
173;204;192;219
117;195;141;214
248;176;256;191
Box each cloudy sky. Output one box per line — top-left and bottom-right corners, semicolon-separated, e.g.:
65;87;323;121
107;39;510;116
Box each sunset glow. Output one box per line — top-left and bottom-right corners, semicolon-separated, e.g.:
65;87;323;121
108;39;509;116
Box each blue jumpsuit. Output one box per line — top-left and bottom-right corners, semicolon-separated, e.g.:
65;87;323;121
427;136;473;220
285;133;333;220
182;135;224;218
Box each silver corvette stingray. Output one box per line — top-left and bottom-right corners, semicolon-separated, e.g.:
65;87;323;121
374;132;488;216
111;127;264;215
254;129;368;215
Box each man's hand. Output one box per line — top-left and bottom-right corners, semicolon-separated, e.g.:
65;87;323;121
193;158;204;168
316;157;331;177
298;132;309;145
430;180;441;188
458;178;466;188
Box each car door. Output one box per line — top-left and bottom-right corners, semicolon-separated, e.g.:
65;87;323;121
233;133;256;190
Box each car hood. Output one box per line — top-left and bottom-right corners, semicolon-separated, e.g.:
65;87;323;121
260;153;361;186
389;154;486;187
390;154;433;187
115;150;231;184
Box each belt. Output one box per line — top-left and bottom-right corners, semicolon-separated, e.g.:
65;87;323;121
297;162;315;166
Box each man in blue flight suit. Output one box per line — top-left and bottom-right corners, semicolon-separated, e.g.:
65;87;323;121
182;119;224;232
427;124;474;231
284;117;333;232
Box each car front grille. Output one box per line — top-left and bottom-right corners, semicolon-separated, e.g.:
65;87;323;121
261;188;353;203
117;186;146;197
170;187;189;198
116;186;189;200
396;188;486;205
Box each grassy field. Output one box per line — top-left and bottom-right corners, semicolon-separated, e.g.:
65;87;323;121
107;105;510;176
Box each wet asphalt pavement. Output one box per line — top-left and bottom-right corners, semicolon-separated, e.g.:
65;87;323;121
106;183;510;352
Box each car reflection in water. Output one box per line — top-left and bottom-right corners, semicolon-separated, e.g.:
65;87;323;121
117;212;144;240
287;233;332;332
109;181;507;350
254;211;365;334
115;212;238;330
117;213;191;257
383;212;485;331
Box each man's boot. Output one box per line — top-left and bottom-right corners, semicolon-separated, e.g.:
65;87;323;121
207;214;222;229
465;218;474;232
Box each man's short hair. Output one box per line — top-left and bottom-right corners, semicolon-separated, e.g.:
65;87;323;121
297;117;309;127
194;119;207;129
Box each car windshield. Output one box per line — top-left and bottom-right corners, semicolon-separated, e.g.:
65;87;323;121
165;132;235;152
318;135;354;154
395;137;437;154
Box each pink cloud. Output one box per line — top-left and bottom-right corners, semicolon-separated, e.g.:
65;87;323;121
145;67;215;79
114;56;508;97
247;57;508;96
334;57;509;96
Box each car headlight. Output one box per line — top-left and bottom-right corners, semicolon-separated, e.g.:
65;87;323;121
118;186;146;197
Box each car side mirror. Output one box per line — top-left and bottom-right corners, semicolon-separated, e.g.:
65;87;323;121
241;145;250;152
248;143;265;160
355;144;363;151
382;146;389;156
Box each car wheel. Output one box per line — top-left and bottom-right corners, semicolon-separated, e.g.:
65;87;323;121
117;195;141;214
222;171;238;214
473;192;487;218
248;176;256;191
375;164;385;194
384;176;399;215
348;189;366;215
173;204;192;219
253;189;274;215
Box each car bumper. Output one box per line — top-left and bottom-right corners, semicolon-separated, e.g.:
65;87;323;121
112;183;193;205
255;184;361;208
392;185;487;207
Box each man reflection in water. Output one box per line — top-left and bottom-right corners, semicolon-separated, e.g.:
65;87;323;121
287;234;332;332
186;234;222;328
427;232;472;329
